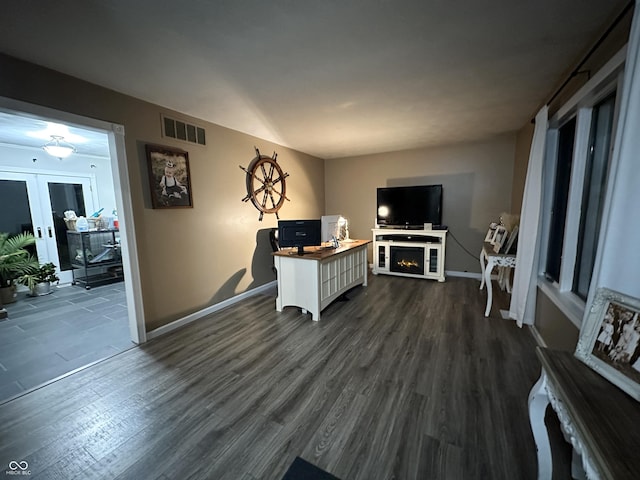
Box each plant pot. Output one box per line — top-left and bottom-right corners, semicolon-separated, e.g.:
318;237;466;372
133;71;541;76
30;281;53;296
0;285;17;304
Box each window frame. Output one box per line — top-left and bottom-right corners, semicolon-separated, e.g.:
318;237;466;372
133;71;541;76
572;93;617;300
538;47;626;327
543;116;577;285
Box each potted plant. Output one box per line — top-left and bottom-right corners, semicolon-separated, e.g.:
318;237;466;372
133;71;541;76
18;262;60;296
0;232;39;304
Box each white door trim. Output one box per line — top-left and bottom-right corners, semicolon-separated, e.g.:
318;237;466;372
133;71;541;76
0;96;147;344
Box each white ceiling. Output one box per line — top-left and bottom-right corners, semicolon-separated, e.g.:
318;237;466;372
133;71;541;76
0;111;109;158
0;0;630;159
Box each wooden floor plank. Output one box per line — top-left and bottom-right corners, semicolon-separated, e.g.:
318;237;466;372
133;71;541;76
0;274;544;480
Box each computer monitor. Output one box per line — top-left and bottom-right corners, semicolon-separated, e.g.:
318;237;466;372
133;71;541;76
277;219;322;255
321;214;342;243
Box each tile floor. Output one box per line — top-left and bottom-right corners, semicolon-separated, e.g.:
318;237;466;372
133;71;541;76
0;281;135;404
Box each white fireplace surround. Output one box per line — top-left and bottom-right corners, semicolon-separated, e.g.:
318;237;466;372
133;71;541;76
372;227;447;282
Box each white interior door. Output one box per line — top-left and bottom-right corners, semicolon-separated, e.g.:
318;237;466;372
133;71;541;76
0;171;96;284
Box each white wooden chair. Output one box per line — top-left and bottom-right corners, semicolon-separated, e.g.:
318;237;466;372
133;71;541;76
480;224;518;316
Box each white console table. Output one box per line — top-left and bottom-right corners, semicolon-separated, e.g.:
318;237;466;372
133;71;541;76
372;228;447;282
529;347;640;480
273;239;370;321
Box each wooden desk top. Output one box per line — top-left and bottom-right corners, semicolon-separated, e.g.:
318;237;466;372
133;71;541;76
537;347;640;479
272;239;370;261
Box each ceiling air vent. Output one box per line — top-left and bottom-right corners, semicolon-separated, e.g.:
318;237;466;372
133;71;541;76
161;115;206;146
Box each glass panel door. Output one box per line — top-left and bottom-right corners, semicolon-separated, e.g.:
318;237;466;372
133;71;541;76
46;181;88;273
0;171;95;285
0;174;44;272
0;178;36;238
0;178;39;287
35;175;95;284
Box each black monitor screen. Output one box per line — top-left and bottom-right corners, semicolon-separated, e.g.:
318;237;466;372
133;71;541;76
278;219;322;255
377;184;443;228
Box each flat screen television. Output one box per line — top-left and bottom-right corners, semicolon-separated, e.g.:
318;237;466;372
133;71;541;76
278;219;322;255
376;184;443;228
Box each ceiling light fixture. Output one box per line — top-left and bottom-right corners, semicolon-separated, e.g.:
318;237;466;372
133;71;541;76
42;135;76;159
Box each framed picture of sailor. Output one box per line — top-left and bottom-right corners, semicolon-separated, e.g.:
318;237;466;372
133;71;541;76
145;144;193;209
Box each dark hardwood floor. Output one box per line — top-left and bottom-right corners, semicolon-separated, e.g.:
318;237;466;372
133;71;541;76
0;274;546;479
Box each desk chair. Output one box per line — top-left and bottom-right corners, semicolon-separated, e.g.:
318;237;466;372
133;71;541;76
269;228;280;274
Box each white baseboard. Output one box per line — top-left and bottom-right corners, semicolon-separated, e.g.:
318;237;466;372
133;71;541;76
146;280;277;340
446;270;498;281
369;268;495;281
529;325;548;348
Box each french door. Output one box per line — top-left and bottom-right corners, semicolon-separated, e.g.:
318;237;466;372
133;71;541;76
0;171;96;284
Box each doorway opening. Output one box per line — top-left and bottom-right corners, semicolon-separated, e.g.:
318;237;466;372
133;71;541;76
0;98;145;404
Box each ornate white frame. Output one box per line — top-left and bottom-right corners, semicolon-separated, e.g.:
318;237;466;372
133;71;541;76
575;287;640;401
484;224;497;242
491;226;508;253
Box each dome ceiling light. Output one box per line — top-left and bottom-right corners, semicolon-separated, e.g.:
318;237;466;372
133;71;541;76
42;135;76;159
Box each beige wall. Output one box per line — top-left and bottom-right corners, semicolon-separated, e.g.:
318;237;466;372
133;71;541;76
513;4;632;216
546;8;633;119
0;54;325;331
324;135;516;273
534;289;580;352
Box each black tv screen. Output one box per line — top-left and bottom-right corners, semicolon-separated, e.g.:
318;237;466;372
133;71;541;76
278;219;322;255
376;185;443;228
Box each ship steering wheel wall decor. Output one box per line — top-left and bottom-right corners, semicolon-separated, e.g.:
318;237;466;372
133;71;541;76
240;147;290;221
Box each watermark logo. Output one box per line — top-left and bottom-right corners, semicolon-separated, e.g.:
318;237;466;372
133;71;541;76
5;461;30;476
